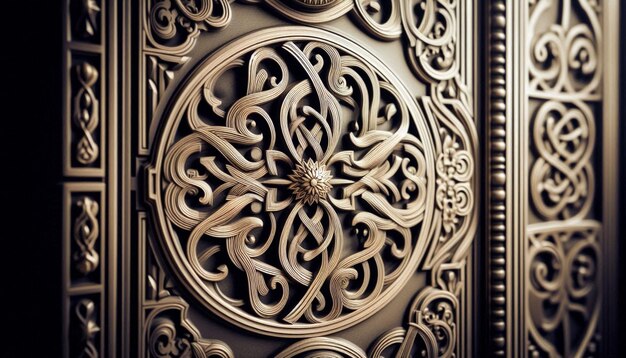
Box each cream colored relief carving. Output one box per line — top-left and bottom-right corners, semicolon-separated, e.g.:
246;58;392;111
528;0;602;98
149;27;438;337
530;100;595;220
526;0;603;356
144;0;231;56
145;298;234;358
526;223;601;357
369;271;460;358
276;337;367;358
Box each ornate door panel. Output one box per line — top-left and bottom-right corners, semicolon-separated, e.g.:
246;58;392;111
60;0;620;357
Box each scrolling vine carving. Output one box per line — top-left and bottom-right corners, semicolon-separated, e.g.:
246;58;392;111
527;222;601;357
146;298;234;358
149;28;438;337
530;100;595;220
526;1;603;356
369;285;459;358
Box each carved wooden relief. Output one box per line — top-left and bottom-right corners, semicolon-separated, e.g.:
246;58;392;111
486;0;620;356
61;0;620;357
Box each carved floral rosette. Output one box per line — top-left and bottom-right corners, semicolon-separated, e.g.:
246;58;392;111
148;26;439;337
144;0;477;354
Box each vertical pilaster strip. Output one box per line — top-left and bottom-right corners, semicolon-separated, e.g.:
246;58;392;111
487;0;508;356
602;0;619;355
62;0;110;356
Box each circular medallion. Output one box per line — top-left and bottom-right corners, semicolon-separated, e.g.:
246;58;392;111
149;26;437;337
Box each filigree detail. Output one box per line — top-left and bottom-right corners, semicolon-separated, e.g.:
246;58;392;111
73;62;100;165
436;134;472;243
401;0;458;82
262;0;402;40
149;28;437;336
288;159;333;205
369;286;458;358
527;222;601;357
145;0;232;56
75;299;100;358
73;196;100;275
528;0;602;98
276;337;366;358
530;101;595;220
146;298;234;358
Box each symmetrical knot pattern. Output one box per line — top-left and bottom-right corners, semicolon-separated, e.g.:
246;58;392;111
530;100;595;220
527;223;601;357
73;62;100;165
73;196;100;274
75;299;100;358
526;2;603;356
150;28;437;336
146;298;234;358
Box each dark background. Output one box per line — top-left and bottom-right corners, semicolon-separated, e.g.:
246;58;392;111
0;1;624;357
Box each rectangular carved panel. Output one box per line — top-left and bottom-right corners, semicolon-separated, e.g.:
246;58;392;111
486;0;620;356
60;0;620;356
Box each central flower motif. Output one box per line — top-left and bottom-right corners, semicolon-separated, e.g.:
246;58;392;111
288;159;333;205
155;35;436;334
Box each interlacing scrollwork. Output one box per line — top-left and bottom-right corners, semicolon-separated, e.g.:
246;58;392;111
150;28;439;335
146;298;234;358
526;2;603;355
528;0;602;97
369;282;459;358
73;196;100;274
401;0;458;83
75;299;100;358
73;62;100;165
527;222;601;357
145;0;231;55
276;337;367;358
530;100;595;220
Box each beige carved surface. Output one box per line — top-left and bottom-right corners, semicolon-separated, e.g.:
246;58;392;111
149;27;438;337
525;0;605;356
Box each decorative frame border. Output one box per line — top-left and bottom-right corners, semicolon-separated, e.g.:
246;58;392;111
62;0;118;356
60;0;621;356
485;0;620;356
132;0;478;356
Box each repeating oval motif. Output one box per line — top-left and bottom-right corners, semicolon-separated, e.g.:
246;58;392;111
149;27;438;337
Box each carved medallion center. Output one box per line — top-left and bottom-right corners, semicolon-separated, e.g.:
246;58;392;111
149;27;440;337
288;159;333;205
